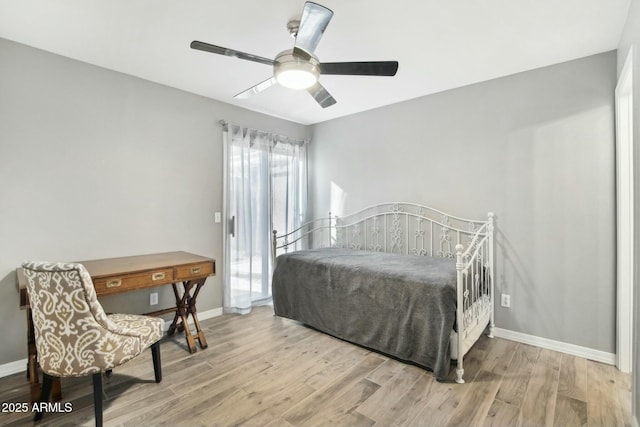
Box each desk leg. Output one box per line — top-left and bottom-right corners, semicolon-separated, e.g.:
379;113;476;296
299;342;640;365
188;281;208;350
167;279;208;353
168;282;197;353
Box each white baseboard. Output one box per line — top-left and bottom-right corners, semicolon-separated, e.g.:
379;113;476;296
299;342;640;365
196;307;224;321
0;307;224;379
493;327;616;365
0;358;28;379
162;307;223;331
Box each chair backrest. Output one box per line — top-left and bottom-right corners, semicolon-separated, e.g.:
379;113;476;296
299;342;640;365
22;261;141;377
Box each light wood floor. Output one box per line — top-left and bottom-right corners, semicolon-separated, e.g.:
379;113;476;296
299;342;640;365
0;306;631;427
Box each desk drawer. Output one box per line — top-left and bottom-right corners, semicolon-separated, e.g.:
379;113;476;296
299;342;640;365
175;262;214;281
93;268;175;296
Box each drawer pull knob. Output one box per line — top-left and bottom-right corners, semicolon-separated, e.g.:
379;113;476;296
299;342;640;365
152;272;165;281
106;279;122;288
190;266;201;274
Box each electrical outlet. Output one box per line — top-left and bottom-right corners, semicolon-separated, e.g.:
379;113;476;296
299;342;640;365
501;294;511;308
150;292;158;306
214;212;221;223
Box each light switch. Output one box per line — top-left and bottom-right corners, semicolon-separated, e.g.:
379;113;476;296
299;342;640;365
214;212;221;223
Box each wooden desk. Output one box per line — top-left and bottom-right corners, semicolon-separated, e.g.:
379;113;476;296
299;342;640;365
17;251;216;403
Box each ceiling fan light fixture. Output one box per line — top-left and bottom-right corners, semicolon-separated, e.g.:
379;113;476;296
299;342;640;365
276;68;317;89
274;50;319;90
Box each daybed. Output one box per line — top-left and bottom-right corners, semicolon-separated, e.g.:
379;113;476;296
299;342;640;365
271;202;495;383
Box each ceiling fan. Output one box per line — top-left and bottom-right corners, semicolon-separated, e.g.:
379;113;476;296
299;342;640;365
190;1;399;108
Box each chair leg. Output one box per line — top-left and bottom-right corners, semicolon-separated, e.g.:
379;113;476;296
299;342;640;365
92;373;103;427
151;341;162;383
33;373;54;421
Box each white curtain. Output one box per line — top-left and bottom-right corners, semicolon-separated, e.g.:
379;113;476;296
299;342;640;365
222;123;307;314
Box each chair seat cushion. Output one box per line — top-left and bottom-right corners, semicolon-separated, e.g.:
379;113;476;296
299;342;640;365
108;314;164;350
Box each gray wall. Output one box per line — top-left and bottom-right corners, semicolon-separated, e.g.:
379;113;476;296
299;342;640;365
618;0;640;424
0;38;308;365
310;51;617;354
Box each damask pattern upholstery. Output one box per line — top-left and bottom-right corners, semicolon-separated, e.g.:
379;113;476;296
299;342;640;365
21;261;164;378
109;313;164;350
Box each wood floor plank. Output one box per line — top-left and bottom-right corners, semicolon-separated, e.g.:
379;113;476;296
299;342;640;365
191;379;316;427
178;387;249;426
163;337;316;424
481;338;518;375
445;370;502;427
211;340;338;425
614;367;633;427
143;386;240;427
473;334;494;352
357;364;425;420
282;353;385;425
262;417;296;427
233;383;318;427
558;353;587;402
300;378;379;427
496;342;539;407
370;373;436;427
407;335;498;427
587;360;625;427
365;358;404;386
553;394;587;427
329;410;376;427
102;375;180;425
519;348;561;426
302;341;372;391
406;378;473;427
115;360;271;426
482;399;520;427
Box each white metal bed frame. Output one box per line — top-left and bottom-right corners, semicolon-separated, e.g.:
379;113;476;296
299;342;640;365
272;202;495;383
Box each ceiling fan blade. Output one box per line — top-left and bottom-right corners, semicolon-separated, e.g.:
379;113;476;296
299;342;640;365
293;2;333;59
307;82;337;108
234;77;277;99
320;61;399;76
190;41;274;66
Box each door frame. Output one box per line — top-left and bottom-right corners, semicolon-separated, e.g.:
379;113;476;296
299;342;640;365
616;46;634;373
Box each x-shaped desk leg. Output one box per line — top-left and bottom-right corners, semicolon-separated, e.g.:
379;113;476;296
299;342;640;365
167;278;208;353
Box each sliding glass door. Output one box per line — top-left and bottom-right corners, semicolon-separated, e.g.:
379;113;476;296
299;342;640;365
222;124;307;314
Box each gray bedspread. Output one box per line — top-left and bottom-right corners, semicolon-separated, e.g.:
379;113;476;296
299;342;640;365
272;248;457;380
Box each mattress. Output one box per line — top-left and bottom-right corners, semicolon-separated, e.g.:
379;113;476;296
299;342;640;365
272;248;457;379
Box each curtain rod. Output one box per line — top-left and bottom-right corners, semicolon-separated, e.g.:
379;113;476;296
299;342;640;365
218;119;310;144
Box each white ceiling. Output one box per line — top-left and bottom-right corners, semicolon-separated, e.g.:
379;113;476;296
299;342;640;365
0;0;632;125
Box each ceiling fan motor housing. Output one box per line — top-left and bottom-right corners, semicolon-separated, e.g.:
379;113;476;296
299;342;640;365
274;50;320;89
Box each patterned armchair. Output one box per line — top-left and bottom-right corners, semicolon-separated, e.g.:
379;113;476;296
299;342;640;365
22;261;164;427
